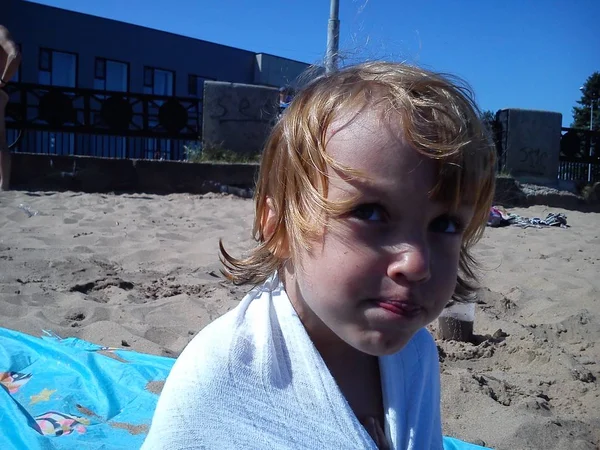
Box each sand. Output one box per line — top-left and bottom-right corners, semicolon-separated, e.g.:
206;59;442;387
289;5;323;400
1;190;598;450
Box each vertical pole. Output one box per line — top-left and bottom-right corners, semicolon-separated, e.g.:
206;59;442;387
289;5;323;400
325;0;340;74
589;98;594;183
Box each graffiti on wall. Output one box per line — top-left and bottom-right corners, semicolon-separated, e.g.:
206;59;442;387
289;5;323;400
210;97;273;124
499;109;562;180
518;147;548;175
203;82;279;154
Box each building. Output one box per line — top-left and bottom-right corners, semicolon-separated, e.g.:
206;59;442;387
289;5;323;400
6;0;311;94
5;0;313;159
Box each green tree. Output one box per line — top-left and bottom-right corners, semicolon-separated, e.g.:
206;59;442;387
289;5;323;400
480;110;496;127
571;72;600;130
480;109;500;150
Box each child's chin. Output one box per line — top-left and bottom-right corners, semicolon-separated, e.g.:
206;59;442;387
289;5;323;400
356;336;413;357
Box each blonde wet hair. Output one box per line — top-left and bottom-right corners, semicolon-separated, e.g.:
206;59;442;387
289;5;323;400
220;61;496;302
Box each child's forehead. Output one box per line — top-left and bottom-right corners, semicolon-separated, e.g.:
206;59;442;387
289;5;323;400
324;113;433;187
326;106;405;150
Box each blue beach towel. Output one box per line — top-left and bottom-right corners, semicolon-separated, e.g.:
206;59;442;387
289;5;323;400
0;328;174;449
0;328;490;449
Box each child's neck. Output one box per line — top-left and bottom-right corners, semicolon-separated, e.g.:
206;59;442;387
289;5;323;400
320;345;381;398
316;334;377;372
320;340;385;442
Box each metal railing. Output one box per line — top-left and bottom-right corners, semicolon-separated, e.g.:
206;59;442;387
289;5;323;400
559;127;600;183
4;82;202;161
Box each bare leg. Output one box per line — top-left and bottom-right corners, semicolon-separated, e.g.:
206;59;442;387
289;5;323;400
0;89;9;190
0;150;10;191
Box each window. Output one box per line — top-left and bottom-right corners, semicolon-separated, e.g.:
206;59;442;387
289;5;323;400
94;58;129;92
91;58;130;158
38;48;77;87
188;74;215;98
143;67;175;160
143;66;174;95
37;48;77;156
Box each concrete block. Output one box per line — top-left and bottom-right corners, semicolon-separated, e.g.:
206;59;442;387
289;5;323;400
498;109;562;181
203;81;279;155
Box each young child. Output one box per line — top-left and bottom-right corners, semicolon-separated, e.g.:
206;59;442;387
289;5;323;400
143;62;495;450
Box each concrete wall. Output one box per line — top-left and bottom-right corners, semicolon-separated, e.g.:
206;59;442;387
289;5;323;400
10;154;591;211
203;81;278;154
11;153;259;194
499;109;563;182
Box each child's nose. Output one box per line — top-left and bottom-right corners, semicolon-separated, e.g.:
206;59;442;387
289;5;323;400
386;245;431;283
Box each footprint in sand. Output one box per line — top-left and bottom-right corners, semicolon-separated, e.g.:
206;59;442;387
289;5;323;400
64;215;84;225
72;246;94;254
0;295;30;318
65;311;86;327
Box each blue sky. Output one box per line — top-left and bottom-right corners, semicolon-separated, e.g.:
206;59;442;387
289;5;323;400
29;0;599;126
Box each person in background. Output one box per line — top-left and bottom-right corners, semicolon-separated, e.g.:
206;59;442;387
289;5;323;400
278;85;295;114
0;25;22;191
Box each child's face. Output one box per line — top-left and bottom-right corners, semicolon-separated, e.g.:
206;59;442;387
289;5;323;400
283;109;473;357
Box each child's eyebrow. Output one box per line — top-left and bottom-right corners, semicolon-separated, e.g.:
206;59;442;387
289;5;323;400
340;177;410;199
342;179;471;213
339;181;409;207
338;177;387;197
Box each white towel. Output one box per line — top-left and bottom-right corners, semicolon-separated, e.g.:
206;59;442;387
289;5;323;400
143;274;443;449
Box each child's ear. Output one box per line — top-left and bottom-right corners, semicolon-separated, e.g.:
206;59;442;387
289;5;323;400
262;197;278;241
262;197;290;259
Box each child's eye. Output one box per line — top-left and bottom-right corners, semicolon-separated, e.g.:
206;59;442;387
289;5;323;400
430;215;464;234
349;204;387;222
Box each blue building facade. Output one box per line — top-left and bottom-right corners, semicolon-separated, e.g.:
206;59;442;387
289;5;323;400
7;0;310;93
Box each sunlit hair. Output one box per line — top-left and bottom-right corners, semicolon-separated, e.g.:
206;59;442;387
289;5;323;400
220;61;496;302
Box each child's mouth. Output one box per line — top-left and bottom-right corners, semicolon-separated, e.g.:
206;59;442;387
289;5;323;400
374;300;422;319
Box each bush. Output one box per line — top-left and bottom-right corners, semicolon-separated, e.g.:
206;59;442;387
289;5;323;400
582;182;600;204
184;142;260;164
